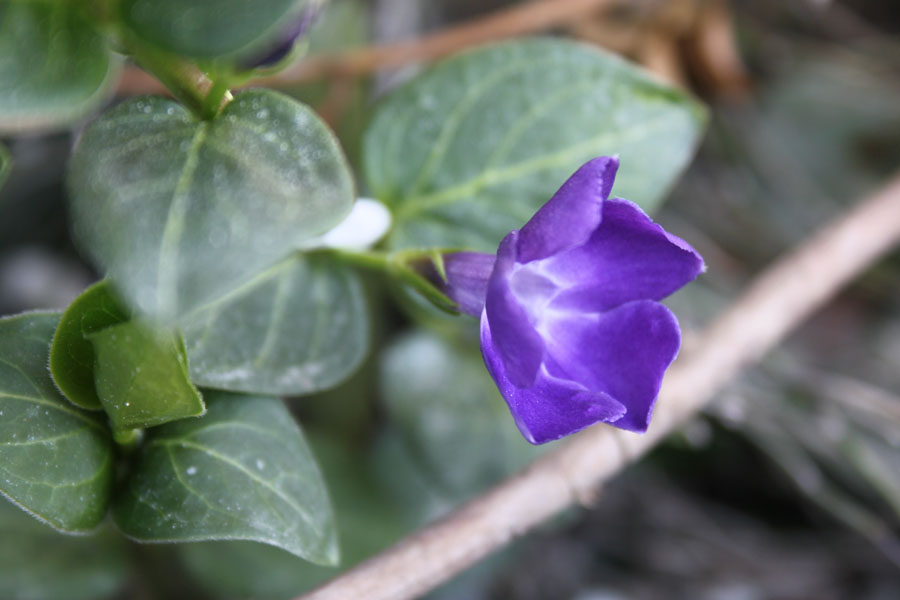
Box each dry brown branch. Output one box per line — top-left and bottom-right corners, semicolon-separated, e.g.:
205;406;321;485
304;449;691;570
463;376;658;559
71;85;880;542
299;173;900;600
684;0;751;97
116;0;623;96
637;26;688;85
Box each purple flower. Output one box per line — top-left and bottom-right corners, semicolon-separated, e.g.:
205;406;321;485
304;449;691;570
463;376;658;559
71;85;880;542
244;3;322;69
438;157;704;444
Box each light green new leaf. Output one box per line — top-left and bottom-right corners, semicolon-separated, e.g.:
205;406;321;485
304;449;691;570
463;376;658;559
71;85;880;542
50;280;130;411
364;38;706;252
113;392;338;564
50;281;205;429
0;498;128;600
0;1;119;133
381;330;540;497
68;89;354;321
183;253;368;396
89;320;205;431
0;313;114;533
120;0;309;59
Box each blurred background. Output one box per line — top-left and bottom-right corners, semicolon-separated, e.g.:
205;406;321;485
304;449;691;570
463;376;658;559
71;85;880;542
1;0;899;599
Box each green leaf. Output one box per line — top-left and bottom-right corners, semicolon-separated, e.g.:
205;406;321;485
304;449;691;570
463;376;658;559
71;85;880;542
0;313;114;533
380;330;540;497
120;0;309;59
182;253;368;396
50;281;205;429
0;498;129;600
0;1;119;133
50;280;130;411
88;320;205;431
364;38;706;252
178;432;406;600
113;392;338;564
68;89;354;321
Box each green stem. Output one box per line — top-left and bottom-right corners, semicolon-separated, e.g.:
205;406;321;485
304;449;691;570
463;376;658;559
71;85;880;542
124;36;234;120
90;2;232;118
113;427;143;451
322;248;459;313
201;77;231;120
326;248;391;271
130;45;210;116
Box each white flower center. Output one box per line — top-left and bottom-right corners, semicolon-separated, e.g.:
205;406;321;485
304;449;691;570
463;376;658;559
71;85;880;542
508;261;568;339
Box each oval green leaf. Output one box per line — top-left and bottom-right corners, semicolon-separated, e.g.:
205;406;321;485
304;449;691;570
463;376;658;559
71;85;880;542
120;0;308;59
364;38;706;251
68;89;354;321
113;392;338;564
182;253;368;396
0;313;114;533
178;433;407;600
50;280;130;410
88;321;205;431
0;1;119;133
0;498;128;600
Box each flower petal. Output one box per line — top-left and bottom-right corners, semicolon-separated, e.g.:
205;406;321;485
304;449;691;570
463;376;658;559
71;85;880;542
516;156;619;264
543;198;705;313
483;231;545;387
244;4;321;68
481;314;626;444
543;299;681;432
439;251;496;317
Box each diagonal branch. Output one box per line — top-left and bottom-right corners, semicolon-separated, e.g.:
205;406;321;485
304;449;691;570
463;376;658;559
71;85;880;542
299;172;900;600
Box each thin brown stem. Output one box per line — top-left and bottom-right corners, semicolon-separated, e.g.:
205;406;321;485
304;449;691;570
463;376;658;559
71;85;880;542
116;0;624;96
299;173;900;600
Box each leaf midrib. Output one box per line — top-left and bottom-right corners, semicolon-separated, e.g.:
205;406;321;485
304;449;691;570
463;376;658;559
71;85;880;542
394;114;674;222
0;384;104;432
156;122;209;317
148;437;321;537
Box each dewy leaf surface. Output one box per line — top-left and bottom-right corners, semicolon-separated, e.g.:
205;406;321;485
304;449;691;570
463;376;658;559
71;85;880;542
364;38;706;252
113;392;338;564
89;321;205;431
50;280;130;411
182;253;368;396
0;1;119;133
68;89;354;321
177;433;407;600
0;498;128;600
121;0;308;58
0;313;114;533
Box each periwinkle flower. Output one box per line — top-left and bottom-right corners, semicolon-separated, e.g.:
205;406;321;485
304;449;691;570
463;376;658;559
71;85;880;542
438;157;704;444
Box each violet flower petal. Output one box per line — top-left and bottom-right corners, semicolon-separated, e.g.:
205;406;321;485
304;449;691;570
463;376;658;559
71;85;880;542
483;231;545;387
542;299;681;432
543;198;705;313
481;314;627;444
516;156;619;264
244;4;320;69
440;251;496;317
